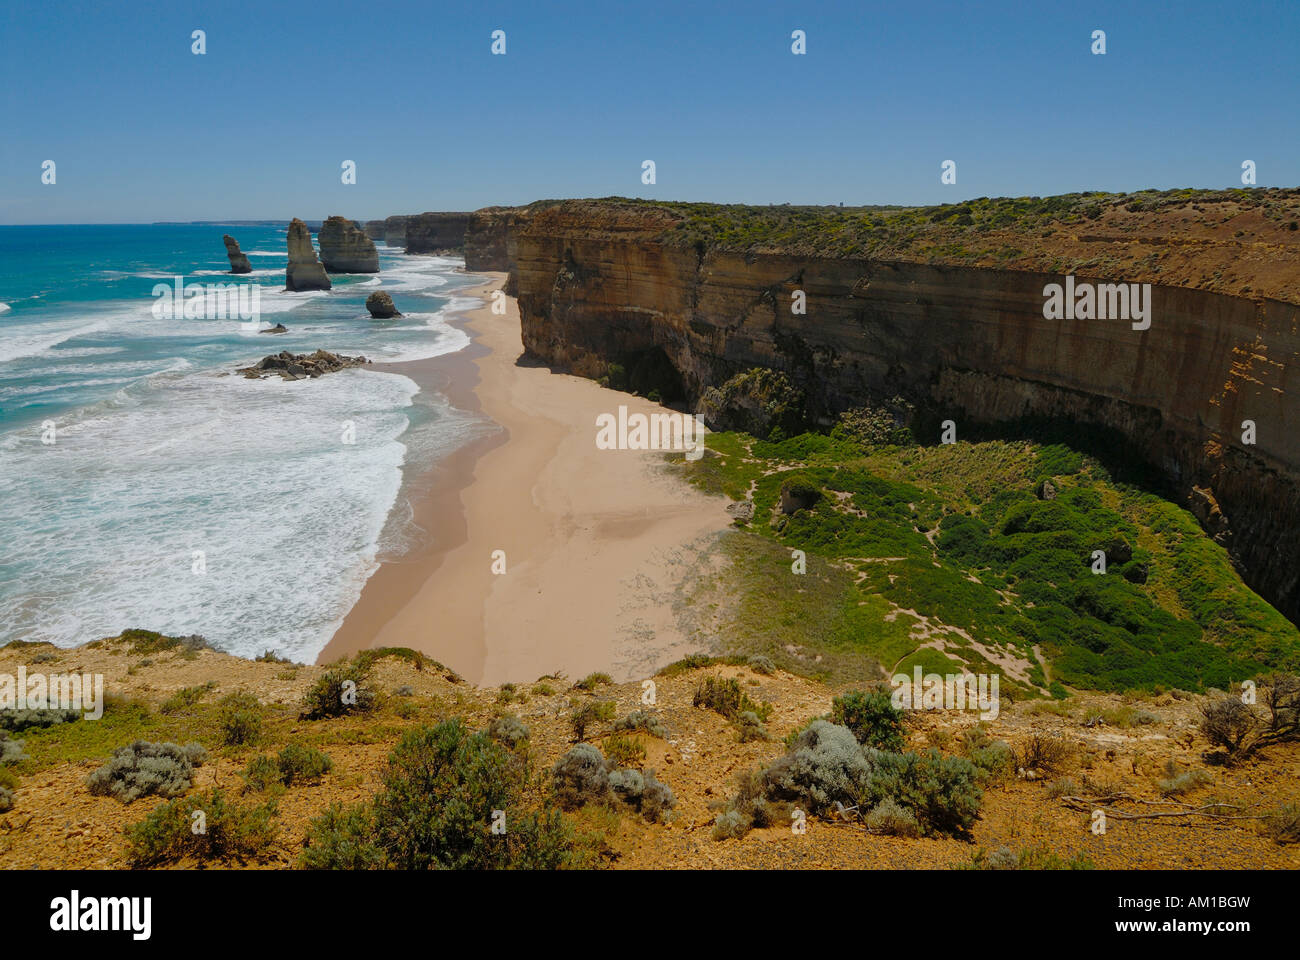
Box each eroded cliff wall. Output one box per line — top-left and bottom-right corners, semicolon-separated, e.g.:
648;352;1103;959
405;212;471;254
513;201;1300;622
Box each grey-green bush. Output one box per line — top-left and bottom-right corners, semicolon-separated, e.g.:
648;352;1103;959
86;741;208;802
488;714;530;749
865;797;920;837
762;720;873;815
865;748;982;837
0;707;81;733
614;710;668;739
552;743;610;809
608;767;676;823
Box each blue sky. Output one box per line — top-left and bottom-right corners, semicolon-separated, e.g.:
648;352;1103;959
2;0;1297;223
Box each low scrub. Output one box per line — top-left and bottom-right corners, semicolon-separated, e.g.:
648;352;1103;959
614;710;668;739
216;691;263;746
569;699;616;741
86;741;207;802
713;719;982;840
243;744;332;791
693;675;773;724
300;664;376;720
0;708;81;732
125;788;277;867
831;688;904;751
552;743;675;823
301;719;585;869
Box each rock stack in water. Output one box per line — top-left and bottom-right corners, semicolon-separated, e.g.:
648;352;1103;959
237;350;369;381
285;218;331;291
318;215;380;273
365;290;401;318
223;234;252;273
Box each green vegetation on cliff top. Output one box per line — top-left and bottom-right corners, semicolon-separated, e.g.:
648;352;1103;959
672;429;1299;696
560;189;1300;278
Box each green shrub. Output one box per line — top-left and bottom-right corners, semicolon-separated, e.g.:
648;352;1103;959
0;731;26;764
865;748;982;837
1156;762;1211;796
125;788;277;866
160;683;215;715
831;689;905;751
762;720;873;815
865;797;920;837
572;672;612;691
302;720;579;869
693;675;773;723
241;754;281;792
300;664;376;720
488;714;530;749
604;733;646;767
614;710;668;739
86;741;208;802
747;654;775;675
553;743;610;809
607;767;676;823
216;691;263;747
1262;804;1300;845
569;699;616;741
277;743;332;785
0;708;81;732
735;710;769;742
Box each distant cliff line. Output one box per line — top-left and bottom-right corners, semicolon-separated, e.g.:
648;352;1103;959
448;190;1300;625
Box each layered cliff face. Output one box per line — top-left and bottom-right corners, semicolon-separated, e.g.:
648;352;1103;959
465;206;530;271
284;218;331;291
363;220;385;240
318;215;380;273
383;215;409;248
513;197;1300;623
404;212;471;254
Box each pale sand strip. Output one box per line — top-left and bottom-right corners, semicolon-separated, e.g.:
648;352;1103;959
320;273;730;685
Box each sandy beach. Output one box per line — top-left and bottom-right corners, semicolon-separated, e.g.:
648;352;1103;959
320;273;730;684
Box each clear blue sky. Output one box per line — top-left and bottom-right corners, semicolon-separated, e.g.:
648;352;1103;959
2;0;1297;223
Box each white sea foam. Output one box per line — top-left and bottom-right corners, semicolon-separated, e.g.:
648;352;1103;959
0;367;428;659
0;303;10;313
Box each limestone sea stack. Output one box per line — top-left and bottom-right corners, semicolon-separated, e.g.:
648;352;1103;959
318;215;380;273
285;218;331;291
365;290;401;318
223;234;252;273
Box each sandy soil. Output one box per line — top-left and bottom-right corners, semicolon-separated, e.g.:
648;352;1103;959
321;274;730;685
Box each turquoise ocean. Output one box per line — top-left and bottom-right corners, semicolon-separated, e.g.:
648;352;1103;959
0;224;492;660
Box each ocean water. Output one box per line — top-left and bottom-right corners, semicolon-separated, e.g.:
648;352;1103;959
0;224;494;660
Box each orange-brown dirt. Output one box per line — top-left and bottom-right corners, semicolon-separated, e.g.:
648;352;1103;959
2;639;1296;870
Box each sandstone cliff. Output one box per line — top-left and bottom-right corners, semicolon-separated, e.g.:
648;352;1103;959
383;215;409;248
284;218;331;291
510;194;1300;623
222;234;252;273
363;220;385;240
404;212;471;254
465;206;531;275
318;215;380;273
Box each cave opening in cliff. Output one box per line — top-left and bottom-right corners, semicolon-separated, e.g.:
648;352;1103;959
608;347;687;404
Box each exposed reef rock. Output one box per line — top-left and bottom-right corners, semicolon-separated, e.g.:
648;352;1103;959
404;212;471;254
284;218;331;291
318;215;380;273
237;350;369;381
222;234;252;274
365;290;401;318
259;323;288;335
510;195;1300;623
